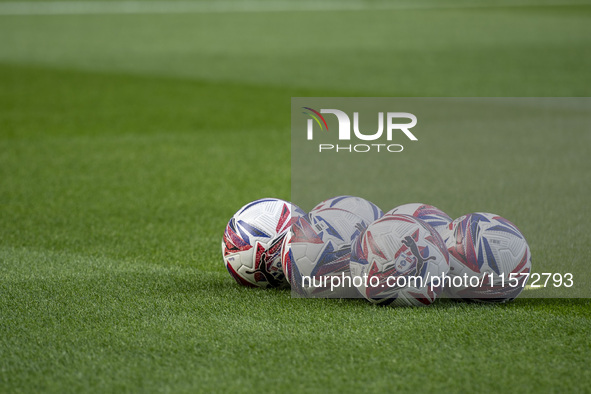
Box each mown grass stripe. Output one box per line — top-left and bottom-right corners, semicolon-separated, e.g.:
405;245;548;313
0;0;588;16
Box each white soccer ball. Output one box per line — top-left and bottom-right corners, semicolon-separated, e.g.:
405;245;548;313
445;212;532;302
284;208;371;298
222;198;305;288
311;195;383;225
386;203;452;236
350;214;449;306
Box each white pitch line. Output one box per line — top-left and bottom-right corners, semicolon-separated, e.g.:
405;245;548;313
0;0;588;16
523;285;543;291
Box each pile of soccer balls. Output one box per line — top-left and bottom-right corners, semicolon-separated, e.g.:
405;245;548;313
222;196;532;306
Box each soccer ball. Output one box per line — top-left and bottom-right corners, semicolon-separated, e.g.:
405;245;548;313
284;207;371;297
350;214;449;306
445;213;531;302
311;195;383;225
222;198;305;288
386;203;452;236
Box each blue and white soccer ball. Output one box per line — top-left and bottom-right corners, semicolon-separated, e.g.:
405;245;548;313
283;207;373;298
444;212;532;302
350;214;450;307
387;203;452;236
311;195;383;226
222;198;305;288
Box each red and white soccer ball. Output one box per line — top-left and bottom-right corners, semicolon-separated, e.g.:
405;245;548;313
349;214;450;307
387;203;452;236
283;208;372;298
444;212;532;302
280;196;383;298
222;198;305;288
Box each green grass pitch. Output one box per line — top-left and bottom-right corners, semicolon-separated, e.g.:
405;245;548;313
1;1;591;392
